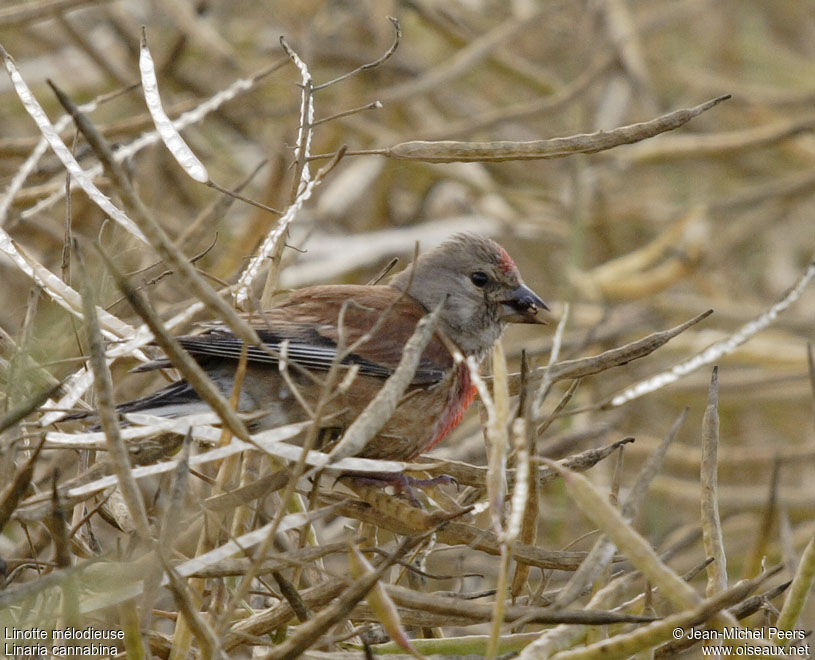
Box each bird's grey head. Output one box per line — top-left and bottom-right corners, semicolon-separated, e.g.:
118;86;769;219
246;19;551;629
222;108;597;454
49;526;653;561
390;233;548;357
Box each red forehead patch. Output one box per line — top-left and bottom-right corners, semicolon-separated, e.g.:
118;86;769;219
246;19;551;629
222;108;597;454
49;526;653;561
496;244;516;274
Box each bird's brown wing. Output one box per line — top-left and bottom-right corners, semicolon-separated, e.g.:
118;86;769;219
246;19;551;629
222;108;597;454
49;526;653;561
138;285;453;386
276;285;454;377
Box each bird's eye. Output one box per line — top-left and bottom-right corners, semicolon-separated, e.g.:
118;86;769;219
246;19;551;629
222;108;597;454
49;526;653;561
470;271;489;288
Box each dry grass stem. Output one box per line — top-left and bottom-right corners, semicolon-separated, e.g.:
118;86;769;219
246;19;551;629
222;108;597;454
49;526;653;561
78;249;150;539
541;457;701;610
378;9;545;106
742;457;781;579
99;249;252;443
543;568;783;660
17;58;288;221
1;6;809;656
572;207;708;301
313;16;401;91
139;29;208;183
532;301;570;418
0;0;116;27
610;260;815;407
260;535;421;660
623;114;815;163
509;309;713;398
378;96;729;163
700;366;727;596
774;532;815;635
486;340;510;536
1;44;147;241
327;299;442;461
552;411;685;610
422;53;616;142
349;545;426;660
47;67;267;355
0;435;45;529
5;236;140;344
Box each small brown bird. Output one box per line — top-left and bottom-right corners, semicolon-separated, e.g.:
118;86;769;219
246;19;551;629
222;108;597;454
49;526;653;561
115;234;547;460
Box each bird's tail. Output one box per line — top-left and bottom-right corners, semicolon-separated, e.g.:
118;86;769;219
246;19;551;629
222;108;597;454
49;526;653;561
63;380;207;422
114;380;206;417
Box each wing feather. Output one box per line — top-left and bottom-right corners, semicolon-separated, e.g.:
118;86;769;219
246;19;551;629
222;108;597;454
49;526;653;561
135;285;451;385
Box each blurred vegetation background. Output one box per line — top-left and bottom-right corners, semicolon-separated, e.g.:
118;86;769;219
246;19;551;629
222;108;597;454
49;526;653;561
1;0;813;656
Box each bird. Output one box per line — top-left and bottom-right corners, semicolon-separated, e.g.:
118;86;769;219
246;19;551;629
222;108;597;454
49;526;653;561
103;233;548;461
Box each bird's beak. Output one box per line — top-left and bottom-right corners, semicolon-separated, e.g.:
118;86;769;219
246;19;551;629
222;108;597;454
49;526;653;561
500;284;550;324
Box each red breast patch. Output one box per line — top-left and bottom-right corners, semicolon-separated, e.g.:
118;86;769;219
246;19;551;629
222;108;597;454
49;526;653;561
414;363;477;457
